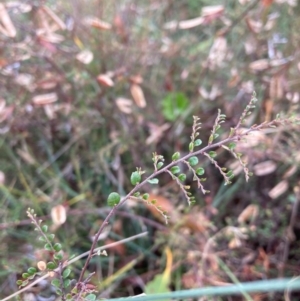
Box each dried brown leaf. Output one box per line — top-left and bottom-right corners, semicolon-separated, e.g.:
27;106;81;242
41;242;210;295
130;84;146;108
116;98;132;114
97;74;114;87
238;205;259;224
268;180;288;199
202;5;224;17
130;75;143;84
253;160;277;176
245;17;263;34
83;17;112;30
76;50;94;64
32;93;58;105
51;204;67;226
283;165;297;179
249;59;270;72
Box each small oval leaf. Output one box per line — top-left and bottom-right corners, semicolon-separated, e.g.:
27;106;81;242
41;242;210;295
157;162;164;169
53;243;62;252
188;156;198;166
51;278;60;288
148;178;159;184
172;152;180;161
194;139;202;146
170;166;180;174
196;167;205;176
178;173;186;182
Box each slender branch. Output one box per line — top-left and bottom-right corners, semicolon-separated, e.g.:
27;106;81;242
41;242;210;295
77;119;281;284
2;232;148;301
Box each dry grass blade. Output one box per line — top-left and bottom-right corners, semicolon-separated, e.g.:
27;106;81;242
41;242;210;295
0;4;16;37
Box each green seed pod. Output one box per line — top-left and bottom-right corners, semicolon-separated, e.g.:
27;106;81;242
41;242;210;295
107;192;121;207
130;171;141;185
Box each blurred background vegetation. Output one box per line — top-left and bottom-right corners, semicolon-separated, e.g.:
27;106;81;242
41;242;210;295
0;0;300;300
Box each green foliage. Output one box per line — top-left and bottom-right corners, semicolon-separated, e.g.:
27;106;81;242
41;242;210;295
131;171;141;185
148;178;159;184
188;156;199;166
107;192;121;207
2;1;300;300
162;92;189;121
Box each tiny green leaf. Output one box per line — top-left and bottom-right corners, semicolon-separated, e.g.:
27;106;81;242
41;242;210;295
157;162;164;169
188;156;198;166
20;280;28;287
22;273;30;279
51;278;60;288
44;243;52;251
208;135;214;144
189;142;194;152
54;253;63;260
194;139;202;146
107;192;121;207
47;261;56;270
196;168;205;176
228;142;236;150
170;166;180;174
172;152;180;161
85;294;97;301
63;268;71;279
16;280;23;286
64;279;71;288
134;192;140;197
48;234;55;241
27;267;37;275
130;171;141;185
178;174;186;182
41;225;48;233
53;243;62;252
39;236;46;242
208;151;217;158
148;178;159;184
142;193;149;200
226;170;234;180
